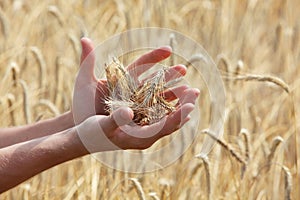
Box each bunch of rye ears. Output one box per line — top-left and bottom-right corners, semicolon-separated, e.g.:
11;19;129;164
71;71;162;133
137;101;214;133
105;57;180;126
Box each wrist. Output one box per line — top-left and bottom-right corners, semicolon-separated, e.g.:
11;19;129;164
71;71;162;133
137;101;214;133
60;127;90;159
59;110;75;129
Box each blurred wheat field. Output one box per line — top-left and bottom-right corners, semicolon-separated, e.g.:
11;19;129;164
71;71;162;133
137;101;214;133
0;0;299;199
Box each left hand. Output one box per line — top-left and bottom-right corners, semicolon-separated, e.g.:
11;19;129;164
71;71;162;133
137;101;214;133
72;37;188;124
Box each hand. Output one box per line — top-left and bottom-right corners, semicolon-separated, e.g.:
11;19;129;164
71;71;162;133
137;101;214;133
76;86;199;152
73;37;200;152
72;37;188;124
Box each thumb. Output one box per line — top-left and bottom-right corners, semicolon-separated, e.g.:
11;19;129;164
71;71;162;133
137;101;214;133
99;107;134;134
79;37;96;80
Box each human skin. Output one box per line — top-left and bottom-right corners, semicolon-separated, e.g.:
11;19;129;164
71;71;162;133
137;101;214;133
0;38;199;193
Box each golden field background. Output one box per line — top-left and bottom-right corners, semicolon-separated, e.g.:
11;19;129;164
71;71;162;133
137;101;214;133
0;0;299;199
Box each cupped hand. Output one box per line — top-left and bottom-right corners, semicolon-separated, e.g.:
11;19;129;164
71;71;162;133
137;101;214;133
73;37;187;124
73;37;200;151
76;86;199;152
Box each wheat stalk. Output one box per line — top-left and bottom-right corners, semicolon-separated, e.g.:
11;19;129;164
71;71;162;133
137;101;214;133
199;130;247;165
291;24;299;52
148;192;160;200
48;5;64;26
185;54;208;68
129;178;146;200
240;128;250;178
68;32;80;58
198;155;211;200
35;99;60;116
267;136;283;169
169;33;176;66
282;166;292;200
216;54;230;88
10;62;19;87
227;106;241;136
189;162;202;178
240;128;250;162
274;23;282;51
18;79;31;124
54;56;61;104
0;62;20;90
35;114;44;122
234;60;244;85
30;46;46;89
216;54;230;75
228;74;290;93
0;8;9;38
6;93;16;126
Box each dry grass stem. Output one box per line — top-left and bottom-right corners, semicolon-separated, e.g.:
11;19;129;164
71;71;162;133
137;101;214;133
48;5;64;26
18;79;31;124
1;62;20;89
68;32;80;58
35;99;60;116
216;54;230;88
240;128;250;178
148;192;160;200
234;60;244;85
267;136;283;168
105;58;175;125
291;25;299;52
30;46;46;89
282;166;292;200
216;54;230;74
200;130;247;165
185;54;208;68
229;74;290;93
189;163;202;178
129;178;146;200
35;114;44;122
6;93;16;126
227;106;241;136
0;8;9;37
199;155;211;200
240;128;250;162
10;62;19;87
54;56;61;104
169;33;176;66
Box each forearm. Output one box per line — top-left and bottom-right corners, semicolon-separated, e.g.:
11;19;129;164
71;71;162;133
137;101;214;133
0;127;88;193
0;111;74;148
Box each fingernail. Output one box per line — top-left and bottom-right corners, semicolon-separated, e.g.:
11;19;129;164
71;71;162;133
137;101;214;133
155;46;172;57
160;46;172;52
177;64;187;75
194;89;200;96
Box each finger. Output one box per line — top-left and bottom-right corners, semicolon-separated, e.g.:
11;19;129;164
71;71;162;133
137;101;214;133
79;37;96;81
168;103;194;125
117;105;193;147
140;64;186;85
127;46;172;77
164;65;186;82
161;103;195;136
180;115;191;126
162;85;189;102
178;88;200;105
99;107;134;135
